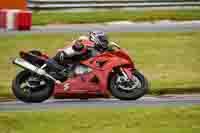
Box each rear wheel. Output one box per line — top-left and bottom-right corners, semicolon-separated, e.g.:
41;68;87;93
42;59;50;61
12;70;54;103
110;70;149;100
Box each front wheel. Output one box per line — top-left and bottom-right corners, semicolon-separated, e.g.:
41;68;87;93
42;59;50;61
109;70;149;100
12;70;54;103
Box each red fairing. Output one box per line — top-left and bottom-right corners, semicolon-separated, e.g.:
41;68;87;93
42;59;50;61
54;48;135;99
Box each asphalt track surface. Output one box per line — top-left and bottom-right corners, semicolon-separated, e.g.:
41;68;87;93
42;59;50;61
0;95;200;112
0;21;200;34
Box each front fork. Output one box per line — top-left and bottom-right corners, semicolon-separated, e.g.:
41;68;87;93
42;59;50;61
120;67;133;80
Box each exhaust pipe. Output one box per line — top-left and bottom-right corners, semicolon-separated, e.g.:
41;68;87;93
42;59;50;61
13;58;61;84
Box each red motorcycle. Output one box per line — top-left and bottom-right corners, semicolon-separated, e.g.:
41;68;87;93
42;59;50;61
12;42;149;103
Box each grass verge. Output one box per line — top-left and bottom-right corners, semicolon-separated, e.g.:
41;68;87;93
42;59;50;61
0;32;200;100
0;106;200;133
32;9;200;25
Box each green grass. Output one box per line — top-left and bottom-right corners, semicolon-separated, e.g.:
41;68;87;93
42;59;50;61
0;32;200;100
0;105;200;133
32;9;200;25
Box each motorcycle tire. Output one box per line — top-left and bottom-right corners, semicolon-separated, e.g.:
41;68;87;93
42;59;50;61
110;70;149;100
12;70;54;103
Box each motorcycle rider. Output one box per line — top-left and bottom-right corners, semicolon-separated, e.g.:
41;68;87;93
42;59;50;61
46;31;110;77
